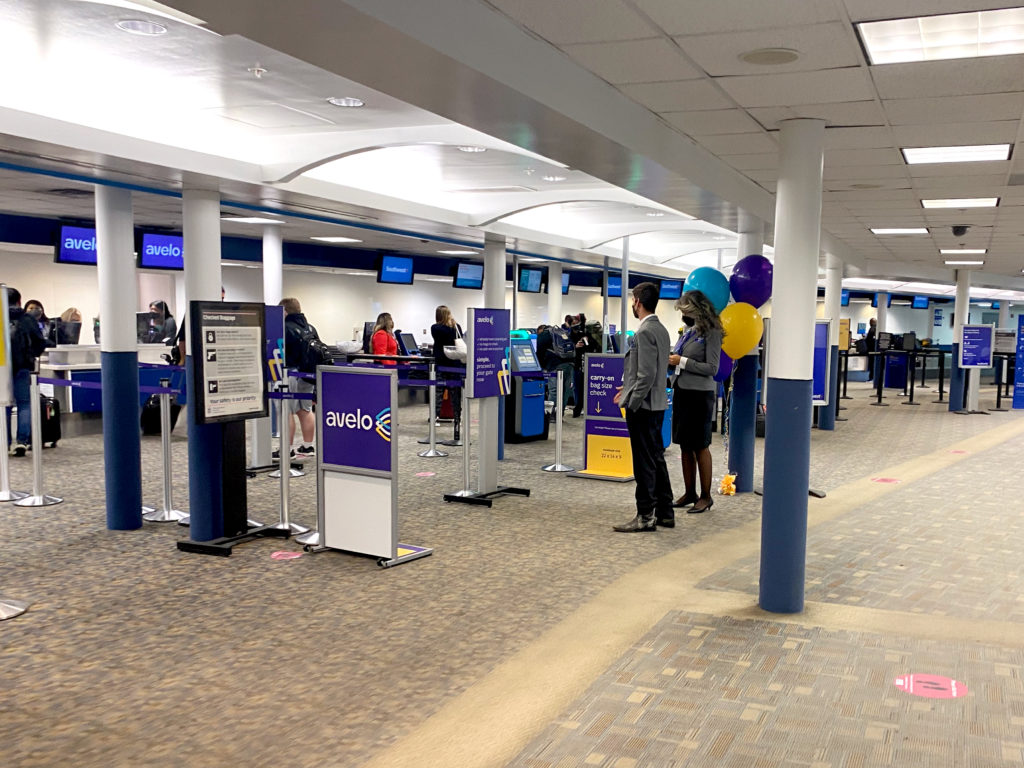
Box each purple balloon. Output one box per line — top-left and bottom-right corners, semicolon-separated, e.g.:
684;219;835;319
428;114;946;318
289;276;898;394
730;254;773;308
714;349;734;382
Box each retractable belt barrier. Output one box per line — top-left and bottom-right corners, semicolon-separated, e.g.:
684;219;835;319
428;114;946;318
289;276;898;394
540;371;573;473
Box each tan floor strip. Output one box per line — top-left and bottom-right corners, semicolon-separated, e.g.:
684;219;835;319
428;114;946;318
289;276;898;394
359;415;1024;768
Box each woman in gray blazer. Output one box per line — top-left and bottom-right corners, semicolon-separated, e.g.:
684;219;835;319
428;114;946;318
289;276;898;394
667;290;723;514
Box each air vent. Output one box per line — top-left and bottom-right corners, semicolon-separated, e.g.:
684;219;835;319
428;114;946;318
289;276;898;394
46;187;93;198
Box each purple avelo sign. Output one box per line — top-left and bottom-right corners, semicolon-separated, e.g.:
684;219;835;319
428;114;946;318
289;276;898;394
319;369;393;472
586;354;625;419
467;308;510;399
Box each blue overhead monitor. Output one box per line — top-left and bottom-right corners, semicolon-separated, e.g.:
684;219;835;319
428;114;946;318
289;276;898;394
871;293;893;308
841;289;850;307
561;272;570;295
606;275;622;298
912;295;929;309
453;262;484;289
518;267;543;293
377;254;414;285
659;280;682;300
139;232;184;270
56;225;98;265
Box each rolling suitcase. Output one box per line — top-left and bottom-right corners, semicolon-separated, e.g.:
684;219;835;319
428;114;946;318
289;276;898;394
140;394;181;436
40;395;61;448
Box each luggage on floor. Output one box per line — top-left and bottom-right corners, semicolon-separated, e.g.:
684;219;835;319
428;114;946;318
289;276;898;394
439;387;455;420
140;394;181;436
39;395;61;448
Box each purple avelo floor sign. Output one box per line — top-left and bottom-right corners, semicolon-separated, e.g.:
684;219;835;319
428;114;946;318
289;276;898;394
467;308;510;399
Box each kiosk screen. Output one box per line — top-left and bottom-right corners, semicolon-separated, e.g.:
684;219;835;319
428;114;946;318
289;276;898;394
510;338;541;372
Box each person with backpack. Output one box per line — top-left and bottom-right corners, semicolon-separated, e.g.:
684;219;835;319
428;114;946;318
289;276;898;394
536;321;575;420
6;287;49;456
570;313;601;417
280;297;330;459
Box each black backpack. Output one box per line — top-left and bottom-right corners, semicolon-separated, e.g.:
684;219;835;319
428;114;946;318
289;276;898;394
297;325;332;373
550;325;575;360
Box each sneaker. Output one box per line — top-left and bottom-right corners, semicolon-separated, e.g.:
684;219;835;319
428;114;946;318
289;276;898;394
295;445;316;458
13;443;27;457
272;448;295;460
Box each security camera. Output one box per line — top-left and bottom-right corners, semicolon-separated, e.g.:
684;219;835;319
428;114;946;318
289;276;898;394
952;225;970;237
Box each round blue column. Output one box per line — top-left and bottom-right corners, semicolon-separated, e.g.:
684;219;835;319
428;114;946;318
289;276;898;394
817;346;839;430
101;352;142;530
727;353;757;493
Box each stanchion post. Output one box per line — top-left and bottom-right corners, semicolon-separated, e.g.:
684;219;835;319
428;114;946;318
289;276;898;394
0;406;27;502
143;378;186;522
418;361;447;458
840;350;852;400
542;370;574;472
933;350;946;403
870;353;888;407
448;388;475;497
270;383;308;534
15;374;62;507
268;382;305;480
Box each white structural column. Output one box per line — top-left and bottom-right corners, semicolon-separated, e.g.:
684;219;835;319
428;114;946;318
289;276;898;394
620;237;630;346
759;118;826;614
998;301;1010;329
252;223;283;468
547;262;562;325
511;251;519;330
96;185;142;530
952;269;972;412
602;257;610;351
737;210;764;262
876;292;888;334
478;233;506;493
183;187;225;542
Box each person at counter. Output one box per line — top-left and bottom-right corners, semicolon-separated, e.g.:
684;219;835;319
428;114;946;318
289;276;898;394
147;300;177;345
370;312;398;365
431;305;463;437
23;299;48;334
6;288;49;456
50;307;82;345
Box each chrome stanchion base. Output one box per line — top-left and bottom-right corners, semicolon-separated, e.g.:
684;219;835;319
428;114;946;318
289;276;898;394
177;514;190;527
14;494;62;507
269;521;309;535
418;447;449;458
247;518;264;528
143;507;187;523
268;468;305;478
447;489;477;497
141;505;156;514
295;529;321;547
0;598;29;620
0;489;29;502
542;463;575;473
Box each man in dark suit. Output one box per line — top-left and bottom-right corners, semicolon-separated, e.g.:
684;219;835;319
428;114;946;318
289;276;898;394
612;282;674;532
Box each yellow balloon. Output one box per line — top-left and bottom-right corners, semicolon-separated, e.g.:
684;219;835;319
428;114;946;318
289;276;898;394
720;302;763;360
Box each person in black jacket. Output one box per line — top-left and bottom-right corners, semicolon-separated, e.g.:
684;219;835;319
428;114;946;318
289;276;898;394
6;287;49;456
430;305;464;439
865;318;877;381
570;314;600;417
280;297;318;459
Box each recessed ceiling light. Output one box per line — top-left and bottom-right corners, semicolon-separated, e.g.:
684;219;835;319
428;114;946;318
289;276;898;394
901;144;1010;164
871;227;929;235
944;260;985;266
922;197;999;208
646;212;665;217
542;175;566;182
457;146;487;153
438;250;478;256
857;9;1024;65
326;97;364;108
738;47;801;65
115;18;167;35
940;249;987;254
221;216;285;225
310;236;362;244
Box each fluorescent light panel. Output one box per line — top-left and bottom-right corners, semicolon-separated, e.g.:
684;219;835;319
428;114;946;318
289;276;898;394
221;216;284;225
940;248;986;254
921;197;999;208
437;250;478;255
310;236;362;244
870;227;929;235
944;259;984;265
901;145;1010;164
857;8;1024;65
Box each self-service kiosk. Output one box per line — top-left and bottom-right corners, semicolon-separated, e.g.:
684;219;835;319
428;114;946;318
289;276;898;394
505;337;549;443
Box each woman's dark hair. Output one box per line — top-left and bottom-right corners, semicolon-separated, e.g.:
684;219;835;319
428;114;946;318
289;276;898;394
25;299;48;322
149;300;172;319
675;290;723;338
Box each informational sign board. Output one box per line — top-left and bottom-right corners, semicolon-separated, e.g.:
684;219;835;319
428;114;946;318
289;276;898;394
959;324;994;369
0;285;11;405
994;329;1016;355
265;305;285;384
190;301;268;424
934;309;943;328
1013;315;1024;409
570;353;633;481
812;319;831;406
838;318;850;352
466;307;511;399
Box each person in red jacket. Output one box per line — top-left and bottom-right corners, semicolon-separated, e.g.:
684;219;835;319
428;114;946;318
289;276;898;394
371;312;398;365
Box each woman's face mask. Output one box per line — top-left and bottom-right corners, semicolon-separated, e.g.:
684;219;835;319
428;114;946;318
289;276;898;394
682;315;695;327
27;306;42;319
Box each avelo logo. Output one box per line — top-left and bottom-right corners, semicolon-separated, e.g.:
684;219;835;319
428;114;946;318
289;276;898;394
324;406;391;442
144;243;182;257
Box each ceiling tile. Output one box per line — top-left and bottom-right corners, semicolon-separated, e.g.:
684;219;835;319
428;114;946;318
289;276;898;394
912;173;1008;189
749;100;886;129
843;0;1015;23
717;68;875;108
826;148;904;166
486;0;659;44
634;0;841;35
662;108;762;135
891;121;1019;147
719;153;778;170
563;38;703;84
823;126;893;149
619;80;733;111
873;57;1024;100
884;94;1024;126
675;22;861;77
698;132;778;155
823;165;910;180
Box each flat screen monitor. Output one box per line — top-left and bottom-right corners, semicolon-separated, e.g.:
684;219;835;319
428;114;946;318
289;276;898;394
606;275;622;298
397;332;419;356
50;320;81;345
877;331;892;350
377;254;414;285
509;338;541;373
871;294;894;309
561;272;570;295
660;280;682;300
841;289;850;307
518;267;543;293
136;311;156;342
56;225;98;265
912;295;929;309
453;262;484;289
361;321;375;353
139;233;184;270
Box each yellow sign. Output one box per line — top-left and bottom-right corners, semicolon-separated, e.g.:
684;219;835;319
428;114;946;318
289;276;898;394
838;318;851;352
578;433;633;479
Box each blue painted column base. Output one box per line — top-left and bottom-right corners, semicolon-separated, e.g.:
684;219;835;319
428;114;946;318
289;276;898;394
818;346;839;431
948;343;965;412
727;354;757;493
186;356;224;542
102;351;142;530
759;377;812;614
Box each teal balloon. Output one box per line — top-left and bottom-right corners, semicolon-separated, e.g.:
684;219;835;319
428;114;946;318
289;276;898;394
683;267;730;313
